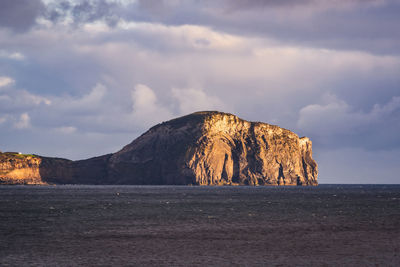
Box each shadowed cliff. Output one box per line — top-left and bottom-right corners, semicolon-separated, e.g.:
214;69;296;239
0;111;318;185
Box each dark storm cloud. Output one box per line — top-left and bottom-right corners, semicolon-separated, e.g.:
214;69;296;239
0;0;45;32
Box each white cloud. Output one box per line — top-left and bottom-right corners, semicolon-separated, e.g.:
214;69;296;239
130;84;228;129
14;113;31;129
171;87;226;114
131;84;173;128
83;21;111;34
74;83;107;106
251;46;400;89
297;94;358;135
54;83;107;112
8;52;25;60
0;50;25;60
0;88;51;110
132;84;157;110
54;126;77;134
0;76;14;88
2;19;398;137
20;90;52;106
116;20;245;51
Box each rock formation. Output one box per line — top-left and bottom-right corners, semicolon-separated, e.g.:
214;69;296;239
0;153;44;184
0;111;318;185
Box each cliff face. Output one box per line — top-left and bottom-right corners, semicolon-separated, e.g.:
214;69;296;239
0;111;318;185
0;153;44;184
108;111;318;185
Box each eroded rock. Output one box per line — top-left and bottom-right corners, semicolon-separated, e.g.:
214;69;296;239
108;111;318;185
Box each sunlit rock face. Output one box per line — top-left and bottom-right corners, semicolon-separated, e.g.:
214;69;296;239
0;153;43;184
0;153;75;185
0;111;317;185
108;111;318;185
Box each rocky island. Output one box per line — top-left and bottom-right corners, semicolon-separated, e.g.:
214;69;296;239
0;111;318;185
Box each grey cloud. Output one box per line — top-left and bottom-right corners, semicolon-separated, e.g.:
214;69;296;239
224;0;383;9
44;1;70;23
127;0;400;55
3;20;398;133
0;87;51;113
297;95;400;151
0;0;44;32
72;0;119;26
220;1;400;55
38;0;400;54
225;0;316;9
45;0;120;26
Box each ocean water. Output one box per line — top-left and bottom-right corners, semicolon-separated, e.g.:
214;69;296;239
0;184;399;266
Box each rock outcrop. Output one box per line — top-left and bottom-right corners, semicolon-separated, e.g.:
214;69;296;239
108;111;317;185
0;153;112;185
0;111;318;185
0;153;44;184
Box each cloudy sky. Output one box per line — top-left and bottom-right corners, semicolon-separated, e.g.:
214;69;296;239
0;0;399;183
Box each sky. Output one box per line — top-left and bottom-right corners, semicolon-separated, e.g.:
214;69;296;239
0;0;399;184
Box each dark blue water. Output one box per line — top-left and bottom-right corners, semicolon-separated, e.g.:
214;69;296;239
1;184;399;266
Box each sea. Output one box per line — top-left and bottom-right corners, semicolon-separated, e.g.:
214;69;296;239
0;184;399;266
